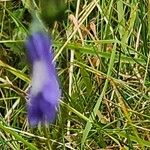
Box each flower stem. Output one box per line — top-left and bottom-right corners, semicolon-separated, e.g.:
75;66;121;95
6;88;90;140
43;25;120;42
43;125;52;150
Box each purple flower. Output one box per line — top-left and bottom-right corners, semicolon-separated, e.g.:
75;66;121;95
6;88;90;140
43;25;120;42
25;32;61;126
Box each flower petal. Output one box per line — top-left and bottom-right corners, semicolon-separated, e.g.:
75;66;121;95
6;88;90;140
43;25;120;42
25;32;54;64
28;92;57;126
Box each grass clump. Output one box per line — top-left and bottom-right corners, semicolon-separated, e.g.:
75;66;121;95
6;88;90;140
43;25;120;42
0;0;150;149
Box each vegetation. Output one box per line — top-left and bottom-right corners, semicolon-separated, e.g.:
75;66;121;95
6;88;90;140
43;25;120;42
0;0;150;149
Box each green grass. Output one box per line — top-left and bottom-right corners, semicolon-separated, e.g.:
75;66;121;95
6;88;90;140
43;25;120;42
0;0;150;149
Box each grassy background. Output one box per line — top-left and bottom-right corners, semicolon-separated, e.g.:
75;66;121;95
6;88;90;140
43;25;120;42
0;0;150;149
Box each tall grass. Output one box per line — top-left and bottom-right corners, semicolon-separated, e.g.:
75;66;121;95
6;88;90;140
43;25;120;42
0;0;150;149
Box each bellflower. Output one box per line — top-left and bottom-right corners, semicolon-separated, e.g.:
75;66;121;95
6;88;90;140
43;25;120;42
25;31;61;126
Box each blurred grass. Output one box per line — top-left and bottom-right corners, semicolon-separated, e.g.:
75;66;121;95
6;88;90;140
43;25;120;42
0;0;150;149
